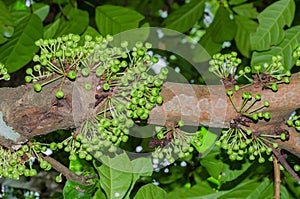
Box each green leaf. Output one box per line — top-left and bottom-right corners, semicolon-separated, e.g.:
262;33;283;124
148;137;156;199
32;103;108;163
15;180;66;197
93;188;106;199
95;5;145;36
0;1;14;42
0;1;13;26
211;6;237;43
201;147;253;183
185;181;225;199
199;6;236;55
256;183;274;199
134;184;167;199
7;2;49;23
11;1;27;11
82;26;101;39
194;127;218;155
131;157;153;176
234;15;258;58
97;153;133;199
229;0;247;5
184;177;272;199
280;185;290;199
55;5;89;36
126;157;153;198
158;166;186;185
251;25;300;70
53;0;69;4
232;3;258;19
218;178;271;199
0;36;7;45
163;0;205;33
198;35;222;56
10;10;31;25
0;14;42;72
63;180;94;199
284;171;300;198
167;186;188;199
69;157;96;175
250;0;295;51
99;152;133;173
43;18;60;39
32;3;50;21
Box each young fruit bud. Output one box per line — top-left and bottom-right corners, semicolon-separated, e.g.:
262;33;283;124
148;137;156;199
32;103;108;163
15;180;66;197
34;84;42;92
227;89;233;96
263;112;271;120
264;101;270;107
258;157;265;164
81;68;90;77
284;77;290;84
271;83;278;91
244;66;251;73
234;85;240;91
252;114;258;120
67;70;77;80
157;132;164;140
254;65;261;72
280;133;286;141
56;174;62;183
294;165;300;172
56;90;64;99
156;96;163;104
255;94;261;100
25;76;33;83
103;83;110;91
178;120;184;127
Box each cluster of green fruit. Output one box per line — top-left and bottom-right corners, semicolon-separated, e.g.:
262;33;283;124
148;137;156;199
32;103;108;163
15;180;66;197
286;114;300;131
78;119;127;156
0;142;52;180
208;52;291;92
48;132;94;163
151;121;203;164
20;34;170;179
111;66;167;120
44;125;124;167
235;56;291;92
0;62;10;81
227;90;270;120
216;127;287;163
251;55;291;91
90;40;167;121
208;52;242;80
76;40;168;154
293;45;300;66
216;90;288;163
24;34;113;98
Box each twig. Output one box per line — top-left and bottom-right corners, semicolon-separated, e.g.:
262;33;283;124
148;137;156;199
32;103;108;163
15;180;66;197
272;148;300;184
38;153;94;186
273;154;281;199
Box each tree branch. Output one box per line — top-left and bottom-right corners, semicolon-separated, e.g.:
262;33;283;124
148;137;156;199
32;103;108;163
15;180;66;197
39;153;92;186
273;154;281;199
0;73;300;157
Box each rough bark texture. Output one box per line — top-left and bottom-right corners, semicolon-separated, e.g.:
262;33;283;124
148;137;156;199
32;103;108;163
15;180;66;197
0;73;300;158
0;81;75;145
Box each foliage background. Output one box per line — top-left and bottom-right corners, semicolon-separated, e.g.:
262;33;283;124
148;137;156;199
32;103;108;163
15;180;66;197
0;0;300;198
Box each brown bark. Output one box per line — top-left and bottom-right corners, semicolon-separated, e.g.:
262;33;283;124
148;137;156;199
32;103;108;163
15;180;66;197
0;73;300;157
0;80;75;144
273;155;281;199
